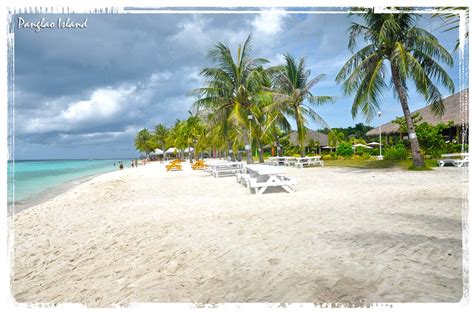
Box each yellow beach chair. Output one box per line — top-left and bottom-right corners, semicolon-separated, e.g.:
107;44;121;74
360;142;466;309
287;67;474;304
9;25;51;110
166;159;182;171
192;160;207;170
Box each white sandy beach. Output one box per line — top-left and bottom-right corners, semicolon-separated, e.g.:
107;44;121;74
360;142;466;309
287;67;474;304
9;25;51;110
11;161;466;306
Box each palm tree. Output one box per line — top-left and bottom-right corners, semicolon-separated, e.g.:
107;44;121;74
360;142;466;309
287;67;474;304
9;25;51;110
183;113;204;163
264;111;291;157
194;104;236;161
195;34;268;164
250;67;277;163
134;128;156;158
328;129;345;147
168;120;186;160
154;123;168;160
249;99;267;163
336;9;454;167
269;53;333;157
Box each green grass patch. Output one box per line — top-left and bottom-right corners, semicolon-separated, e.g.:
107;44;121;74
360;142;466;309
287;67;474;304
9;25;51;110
324;158;438;170
408;165;433;171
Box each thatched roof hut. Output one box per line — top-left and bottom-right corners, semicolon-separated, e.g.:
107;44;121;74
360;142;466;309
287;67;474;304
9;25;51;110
285;129;329;146
366;89;469;136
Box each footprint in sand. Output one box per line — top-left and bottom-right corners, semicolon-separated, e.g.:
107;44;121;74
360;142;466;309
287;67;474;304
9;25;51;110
268;258;281;265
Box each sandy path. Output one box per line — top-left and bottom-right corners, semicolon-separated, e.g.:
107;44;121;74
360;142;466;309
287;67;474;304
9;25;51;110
11;161;466;306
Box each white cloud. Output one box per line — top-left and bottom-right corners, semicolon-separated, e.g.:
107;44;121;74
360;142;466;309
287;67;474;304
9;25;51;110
61;87;132;122
16;68;199;137
149;71;173;83
172;16;212;51
20;86;134;134
251;9;288;37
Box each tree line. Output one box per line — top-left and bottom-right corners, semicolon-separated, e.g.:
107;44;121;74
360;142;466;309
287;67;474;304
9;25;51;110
135;9;457;168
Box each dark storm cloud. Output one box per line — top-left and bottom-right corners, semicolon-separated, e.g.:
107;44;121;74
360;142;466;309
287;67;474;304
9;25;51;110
14;14;198;97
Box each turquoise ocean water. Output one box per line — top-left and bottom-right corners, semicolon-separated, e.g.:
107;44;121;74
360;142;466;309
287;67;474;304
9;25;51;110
7;159;130;206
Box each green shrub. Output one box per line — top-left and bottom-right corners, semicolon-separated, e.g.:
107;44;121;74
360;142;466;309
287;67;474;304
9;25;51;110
446;143;468;154
285;146;300;156
336;142;353;157
383;144;409;160
416;122;452;157
322;152;336;160
370;148;380;155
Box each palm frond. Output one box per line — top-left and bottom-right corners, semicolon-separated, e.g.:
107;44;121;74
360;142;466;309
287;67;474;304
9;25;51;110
300;105;330;129
351;58;386;120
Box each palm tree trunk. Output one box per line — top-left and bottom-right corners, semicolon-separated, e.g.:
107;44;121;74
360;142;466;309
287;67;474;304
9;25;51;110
390;63;425;167
162;144;166;161
274;134;283;157
227;140;235;161
295;114;306;157
242;126;253;164
256;139;264;163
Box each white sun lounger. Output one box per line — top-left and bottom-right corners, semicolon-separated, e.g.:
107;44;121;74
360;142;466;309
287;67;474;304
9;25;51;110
211;162;243;178
267;157;287;166
244;164;297;194
438;153;469;167
283;157;297;167
247;174;297;194
295;156;324;168
236;173;252;187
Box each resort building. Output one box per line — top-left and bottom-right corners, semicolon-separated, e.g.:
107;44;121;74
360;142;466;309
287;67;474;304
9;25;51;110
366;89;469;145
285;129;329;154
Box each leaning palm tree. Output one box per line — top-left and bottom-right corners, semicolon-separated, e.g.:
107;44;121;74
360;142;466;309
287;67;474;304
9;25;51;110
154;123;168;160
269;53;333;157
336;9;454;167
194;34;268;164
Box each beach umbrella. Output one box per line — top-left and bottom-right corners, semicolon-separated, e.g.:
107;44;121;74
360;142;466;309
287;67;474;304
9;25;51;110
152;148;164;155
321;146;335;149
166;147;176;154
367;142;383;146
184;147;194;153
352;143;373;149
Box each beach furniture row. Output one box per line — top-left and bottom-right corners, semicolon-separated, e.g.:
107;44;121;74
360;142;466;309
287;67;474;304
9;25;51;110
203;159;297;194
205;161;244;178
267;156;324;168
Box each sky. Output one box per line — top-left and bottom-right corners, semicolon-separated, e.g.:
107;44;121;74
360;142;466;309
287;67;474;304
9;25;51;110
10;8;463;159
